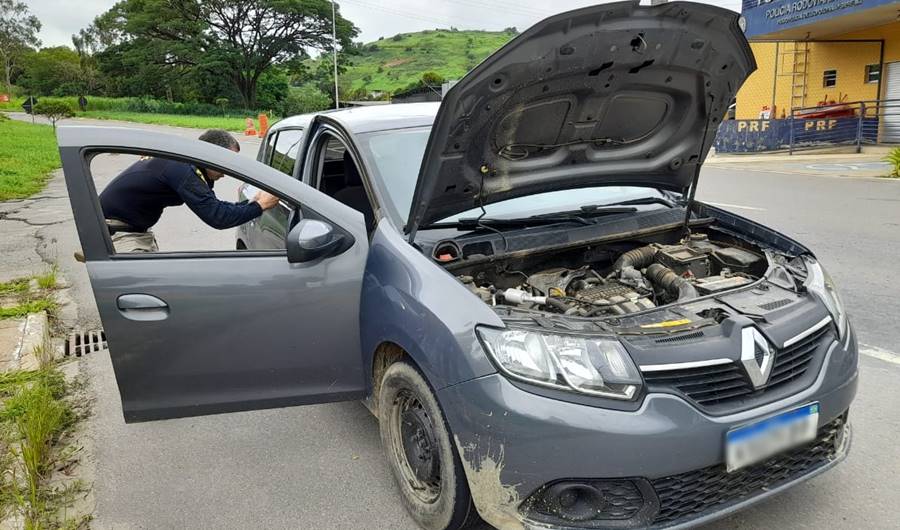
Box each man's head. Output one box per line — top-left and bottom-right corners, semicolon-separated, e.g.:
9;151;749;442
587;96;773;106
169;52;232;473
198;129;240;181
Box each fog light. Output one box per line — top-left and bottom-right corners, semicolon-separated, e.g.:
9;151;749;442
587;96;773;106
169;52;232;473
521;478;659;528
546;483;605;522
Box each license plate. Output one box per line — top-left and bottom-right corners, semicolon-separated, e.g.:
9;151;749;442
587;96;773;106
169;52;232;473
725;403;819;472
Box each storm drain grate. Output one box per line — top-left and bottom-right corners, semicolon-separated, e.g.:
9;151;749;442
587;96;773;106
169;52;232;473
65;329;107;357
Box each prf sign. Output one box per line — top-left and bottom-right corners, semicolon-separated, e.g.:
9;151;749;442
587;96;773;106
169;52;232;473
804;119;838;131
736;120;771;132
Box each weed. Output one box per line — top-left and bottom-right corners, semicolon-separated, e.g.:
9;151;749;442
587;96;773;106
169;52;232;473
0;298;57;320
0;279;30;295
1;370;78;529
35;268;58;291
884;147;900;178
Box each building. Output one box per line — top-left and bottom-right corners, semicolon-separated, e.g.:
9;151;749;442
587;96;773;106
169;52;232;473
724;0;900;148
737;0;899;118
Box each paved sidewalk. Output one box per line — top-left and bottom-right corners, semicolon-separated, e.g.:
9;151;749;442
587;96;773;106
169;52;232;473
707;149;894;178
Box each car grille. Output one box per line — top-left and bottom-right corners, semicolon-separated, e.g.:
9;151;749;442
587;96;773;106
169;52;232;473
650;413;846;526
642;323;832;413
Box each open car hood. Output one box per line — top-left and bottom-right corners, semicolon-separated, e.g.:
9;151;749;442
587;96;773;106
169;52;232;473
406;1;755;237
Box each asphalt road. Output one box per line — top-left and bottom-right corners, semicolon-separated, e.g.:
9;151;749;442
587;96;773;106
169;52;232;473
7;115;899;529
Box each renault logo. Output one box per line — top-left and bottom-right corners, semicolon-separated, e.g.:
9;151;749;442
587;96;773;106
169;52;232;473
740;327;773;389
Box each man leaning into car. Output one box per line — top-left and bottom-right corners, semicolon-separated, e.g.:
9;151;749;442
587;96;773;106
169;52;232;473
99;129;279;253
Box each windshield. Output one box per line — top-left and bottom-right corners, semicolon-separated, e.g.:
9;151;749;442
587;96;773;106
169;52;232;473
359;127;667;227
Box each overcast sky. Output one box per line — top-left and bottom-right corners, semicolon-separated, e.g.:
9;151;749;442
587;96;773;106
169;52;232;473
28;0;742;49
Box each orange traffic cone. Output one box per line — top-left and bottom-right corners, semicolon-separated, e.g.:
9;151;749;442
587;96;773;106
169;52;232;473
258;114;269;138
244;117;257;136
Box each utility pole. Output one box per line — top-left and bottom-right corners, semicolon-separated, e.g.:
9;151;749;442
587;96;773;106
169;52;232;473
331;0;340;109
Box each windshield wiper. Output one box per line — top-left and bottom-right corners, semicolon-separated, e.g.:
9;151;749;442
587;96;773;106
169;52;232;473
585;196;677;209
421;206;637;230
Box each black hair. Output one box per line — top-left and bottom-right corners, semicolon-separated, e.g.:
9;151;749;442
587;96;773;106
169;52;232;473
198;129;240;152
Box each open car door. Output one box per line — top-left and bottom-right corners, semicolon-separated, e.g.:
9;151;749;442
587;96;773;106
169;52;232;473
59;127;369;422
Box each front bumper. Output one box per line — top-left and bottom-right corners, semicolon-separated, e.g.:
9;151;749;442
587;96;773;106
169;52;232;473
438;326;858;529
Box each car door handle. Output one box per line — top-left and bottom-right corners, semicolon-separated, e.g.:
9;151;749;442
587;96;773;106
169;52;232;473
116;294;169;321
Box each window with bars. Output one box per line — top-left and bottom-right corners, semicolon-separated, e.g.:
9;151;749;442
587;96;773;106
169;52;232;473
823;70;837;88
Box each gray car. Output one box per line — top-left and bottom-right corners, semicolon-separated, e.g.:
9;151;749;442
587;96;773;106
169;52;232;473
61;3;857;530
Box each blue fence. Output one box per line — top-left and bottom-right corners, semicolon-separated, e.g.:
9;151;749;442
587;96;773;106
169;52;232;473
714;117;878;152
714;99;900;153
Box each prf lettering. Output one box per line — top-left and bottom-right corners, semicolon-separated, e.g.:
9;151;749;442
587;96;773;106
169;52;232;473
737;121;770;132
804;119;837;131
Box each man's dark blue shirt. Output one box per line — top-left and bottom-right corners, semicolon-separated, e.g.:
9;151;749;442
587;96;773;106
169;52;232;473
99;157;262;232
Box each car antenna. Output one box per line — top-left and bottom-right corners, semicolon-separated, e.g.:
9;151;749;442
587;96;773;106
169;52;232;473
682;95;715;240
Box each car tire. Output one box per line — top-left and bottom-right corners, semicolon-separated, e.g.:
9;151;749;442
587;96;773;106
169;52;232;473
378;361;480;530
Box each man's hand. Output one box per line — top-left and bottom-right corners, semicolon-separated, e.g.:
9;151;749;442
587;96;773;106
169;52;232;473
253;191;280;211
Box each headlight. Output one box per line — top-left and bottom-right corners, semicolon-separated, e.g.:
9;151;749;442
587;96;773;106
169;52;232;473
476;327;642;400
804;257;847;339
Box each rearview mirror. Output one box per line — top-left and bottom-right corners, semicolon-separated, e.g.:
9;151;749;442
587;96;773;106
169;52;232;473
286;219;344;263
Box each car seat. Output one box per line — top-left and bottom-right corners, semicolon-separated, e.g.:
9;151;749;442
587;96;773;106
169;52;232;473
332;151;375;230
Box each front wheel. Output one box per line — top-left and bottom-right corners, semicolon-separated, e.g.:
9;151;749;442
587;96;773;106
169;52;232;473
378;361;480;530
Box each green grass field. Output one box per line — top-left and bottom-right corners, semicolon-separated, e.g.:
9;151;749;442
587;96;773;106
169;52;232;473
0;118;60;200
78;111;249;131
2;95;262;131
340;29;515;93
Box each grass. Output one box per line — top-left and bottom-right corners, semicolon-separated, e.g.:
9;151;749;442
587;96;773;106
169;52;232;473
0;267;87;527
0;367;84;529
0;299;57;320
0;269;60;320
337;29;516;93
0;120;60;201
883;146;900;178
77;110;251;131
34;268;57;291
0;279;30;295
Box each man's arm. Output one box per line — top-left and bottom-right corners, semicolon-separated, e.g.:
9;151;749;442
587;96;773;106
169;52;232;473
171;166;274;229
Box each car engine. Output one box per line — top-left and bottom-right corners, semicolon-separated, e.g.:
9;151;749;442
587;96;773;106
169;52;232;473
457;233;765;317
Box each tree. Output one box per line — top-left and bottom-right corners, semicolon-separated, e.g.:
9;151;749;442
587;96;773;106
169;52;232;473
0;0;41;95
86;0;358;109
281;83;330;115
33;100;74;130
71;29;101;95
18;47;82;96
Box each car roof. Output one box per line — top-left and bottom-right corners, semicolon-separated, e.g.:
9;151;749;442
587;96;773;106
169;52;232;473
270;102;439;135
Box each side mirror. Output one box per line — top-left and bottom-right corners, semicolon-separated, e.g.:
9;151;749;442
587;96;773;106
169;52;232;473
286;219;344;263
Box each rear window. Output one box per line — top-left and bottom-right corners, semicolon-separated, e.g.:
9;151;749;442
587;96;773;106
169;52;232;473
268;129;304;176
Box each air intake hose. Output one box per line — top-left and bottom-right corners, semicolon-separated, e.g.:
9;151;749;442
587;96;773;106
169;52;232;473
613;245;658;271
646;263;698;301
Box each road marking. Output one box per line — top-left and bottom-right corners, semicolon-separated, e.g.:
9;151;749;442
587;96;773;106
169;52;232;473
704;201;767;212
860;344;900;365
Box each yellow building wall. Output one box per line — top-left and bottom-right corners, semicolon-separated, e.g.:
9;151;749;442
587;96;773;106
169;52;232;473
735;20;900;120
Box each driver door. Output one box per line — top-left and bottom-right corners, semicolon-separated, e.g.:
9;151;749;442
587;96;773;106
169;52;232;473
59;127;369;422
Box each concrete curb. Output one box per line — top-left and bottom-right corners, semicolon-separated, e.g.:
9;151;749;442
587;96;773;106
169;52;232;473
14;311;51;371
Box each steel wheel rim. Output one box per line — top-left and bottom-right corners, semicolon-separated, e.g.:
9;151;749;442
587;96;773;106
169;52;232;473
389;388;442;504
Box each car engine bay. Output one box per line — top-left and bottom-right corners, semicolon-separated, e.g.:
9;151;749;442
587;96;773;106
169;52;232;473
451;232;769;318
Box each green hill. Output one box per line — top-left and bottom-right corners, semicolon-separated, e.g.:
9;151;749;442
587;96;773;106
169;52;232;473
341;29;517;94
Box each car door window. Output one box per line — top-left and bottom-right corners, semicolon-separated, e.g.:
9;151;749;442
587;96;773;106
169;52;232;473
261;131;279;165
269;129;304;177
90;152;288;254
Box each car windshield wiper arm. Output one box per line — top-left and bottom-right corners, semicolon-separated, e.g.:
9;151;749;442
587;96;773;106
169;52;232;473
592;196;676;208
421;206;637;231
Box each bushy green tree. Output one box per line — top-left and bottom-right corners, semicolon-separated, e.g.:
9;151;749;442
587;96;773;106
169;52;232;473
18;47;81;96
33;100;73;129
281;84;331;115
82;0;358;109
256;68;290;111
0;0;41;95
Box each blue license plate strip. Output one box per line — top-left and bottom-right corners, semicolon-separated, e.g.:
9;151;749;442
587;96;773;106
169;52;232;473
725;403;819;472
